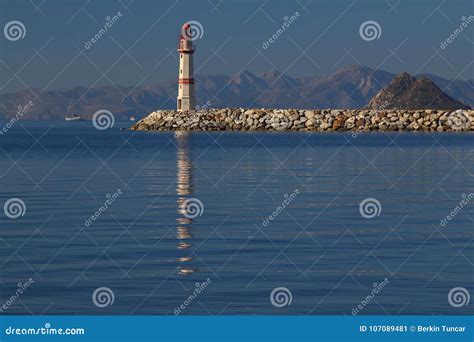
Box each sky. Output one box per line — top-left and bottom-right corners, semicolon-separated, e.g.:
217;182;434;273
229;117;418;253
0;0;473;94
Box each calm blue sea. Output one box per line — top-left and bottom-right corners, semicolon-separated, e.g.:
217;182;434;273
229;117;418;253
0;121;472;315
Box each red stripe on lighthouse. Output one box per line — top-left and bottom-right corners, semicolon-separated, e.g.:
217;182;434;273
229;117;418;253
178;78;194;84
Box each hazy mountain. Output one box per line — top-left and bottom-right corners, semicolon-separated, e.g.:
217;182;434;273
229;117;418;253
368;72;471;110
294;64;396;109
0;65;472;120
419;73;474;110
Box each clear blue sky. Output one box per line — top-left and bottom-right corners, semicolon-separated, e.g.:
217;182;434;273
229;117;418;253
0;0;472;93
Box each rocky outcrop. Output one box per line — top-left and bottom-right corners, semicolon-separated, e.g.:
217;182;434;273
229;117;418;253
130;108;473;132
368;72;471;110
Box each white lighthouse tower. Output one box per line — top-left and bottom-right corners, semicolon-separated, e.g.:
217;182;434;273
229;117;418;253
177;23;195;112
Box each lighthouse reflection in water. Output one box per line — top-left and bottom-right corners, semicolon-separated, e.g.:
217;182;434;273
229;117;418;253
175;131;196;275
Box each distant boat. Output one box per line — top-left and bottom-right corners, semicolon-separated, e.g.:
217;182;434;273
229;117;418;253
65;115;86;121
130;116;136;122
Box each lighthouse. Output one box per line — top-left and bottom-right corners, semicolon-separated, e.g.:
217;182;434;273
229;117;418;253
177;23;195;112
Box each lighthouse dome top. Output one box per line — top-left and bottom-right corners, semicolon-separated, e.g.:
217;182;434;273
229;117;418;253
182;22;191;31
178;22;195;53
180;21;203;42
180;22;193;41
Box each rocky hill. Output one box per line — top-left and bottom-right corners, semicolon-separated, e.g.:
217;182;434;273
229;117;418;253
368;72;471;110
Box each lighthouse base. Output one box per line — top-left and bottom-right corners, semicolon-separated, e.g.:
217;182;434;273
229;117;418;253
177;97;195;112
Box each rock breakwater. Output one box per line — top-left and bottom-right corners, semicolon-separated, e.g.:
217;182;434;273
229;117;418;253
130;108;473;132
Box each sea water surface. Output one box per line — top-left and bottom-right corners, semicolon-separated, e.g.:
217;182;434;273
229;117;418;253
0;121;472;315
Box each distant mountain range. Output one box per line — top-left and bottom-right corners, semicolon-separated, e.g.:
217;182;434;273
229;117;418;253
0;64;472;120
